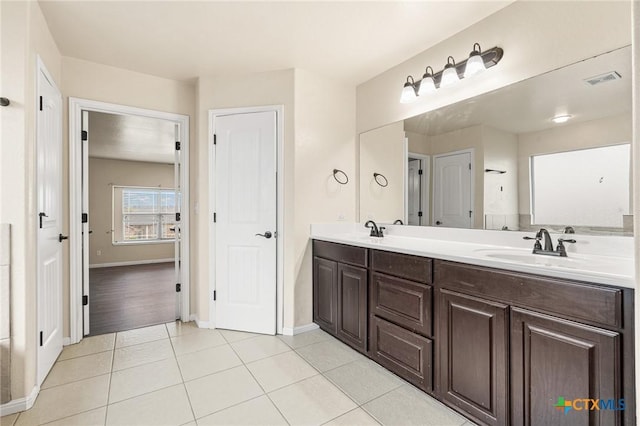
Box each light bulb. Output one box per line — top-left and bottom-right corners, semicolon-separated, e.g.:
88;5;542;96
400;76;417;103
418;66;436;96
464;43;486;78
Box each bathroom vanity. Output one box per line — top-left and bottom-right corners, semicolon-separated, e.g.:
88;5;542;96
311;225;635;426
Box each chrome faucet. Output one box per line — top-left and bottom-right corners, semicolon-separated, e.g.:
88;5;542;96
365;220;385;237
393;219;404;225
523;228;576;257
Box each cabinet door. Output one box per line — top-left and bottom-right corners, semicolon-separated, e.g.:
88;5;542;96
438;289;509;426
511;307;621;426
313;257;338;334
337;264;367;352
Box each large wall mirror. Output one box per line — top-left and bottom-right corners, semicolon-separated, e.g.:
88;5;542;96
358;46;632;236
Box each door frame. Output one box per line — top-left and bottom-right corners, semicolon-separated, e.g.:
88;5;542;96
208;106;284;335
406;152;431;226
432;148;475;228
68;98;190;344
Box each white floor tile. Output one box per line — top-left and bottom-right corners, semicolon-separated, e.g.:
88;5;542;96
324;408;380;426
218;329;261;343
115;324;169;348
324;359;404;404
246;351;318;392
176;344;242;382
184;366;263;419
170;330;226;356
362;385;468;426
42;407;107;426
58;334;115;361
230;335;290;363
166;321;200;338
15;375;110;425
269;375;357;426
196;395;287;426
42;351;113;389
106;384;194;426
278;328;331;349
296;339;363;372
109;357;183;403
1;413;19;426
112;339;174;371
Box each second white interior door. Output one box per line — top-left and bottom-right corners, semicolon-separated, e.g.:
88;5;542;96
433;151;473;229
214;111;277;335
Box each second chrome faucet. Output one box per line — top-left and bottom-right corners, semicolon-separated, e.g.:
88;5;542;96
523;228;576;257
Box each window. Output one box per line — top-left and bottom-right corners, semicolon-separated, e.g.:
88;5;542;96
113;187;177;244
530;144;630;227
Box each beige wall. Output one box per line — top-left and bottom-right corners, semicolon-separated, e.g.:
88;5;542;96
293;69;356;326
356;1;631;134
61;57;196;337
0;0;61;402
359;122;406;223
88;158;175;266
632;2;639;421
517;113;632;215
483;126;518;219
405;130;429;156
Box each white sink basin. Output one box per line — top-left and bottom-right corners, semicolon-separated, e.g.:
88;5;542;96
472;248;618;270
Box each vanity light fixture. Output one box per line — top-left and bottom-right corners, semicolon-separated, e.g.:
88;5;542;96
440;56;460;88
551;114;573;124
400;76;418;104
399;44;503;103
464;43;486;78
418;66;437;96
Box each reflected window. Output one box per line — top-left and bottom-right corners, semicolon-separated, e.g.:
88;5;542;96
113;187;176;243
530;144;630;227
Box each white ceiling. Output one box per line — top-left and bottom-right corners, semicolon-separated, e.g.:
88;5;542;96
88;111;175;163
38;1;512;84
404;46;632;136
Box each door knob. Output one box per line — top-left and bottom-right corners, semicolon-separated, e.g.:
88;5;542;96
255;231;272;239
435;221;442;225
58;234;69;242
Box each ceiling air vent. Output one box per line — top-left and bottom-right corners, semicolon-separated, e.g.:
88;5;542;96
584;71;621;86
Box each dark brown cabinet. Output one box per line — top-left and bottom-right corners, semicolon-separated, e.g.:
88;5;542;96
438;289;509;426
511;307;621;426
313;241;368;353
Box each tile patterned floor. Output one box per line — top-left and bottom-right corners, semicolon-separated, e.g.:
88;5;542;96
1;323;477;426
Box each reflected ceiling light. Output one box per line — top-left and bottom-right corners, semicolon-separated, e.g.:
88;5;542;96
418;66;436;96
440;56;460;88
400;76;418;104
399;44;503;103
464;43;486;78
551;114;573;124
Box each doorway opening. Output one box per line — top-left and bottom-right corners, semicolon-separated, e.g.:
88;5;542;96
69;99;190;343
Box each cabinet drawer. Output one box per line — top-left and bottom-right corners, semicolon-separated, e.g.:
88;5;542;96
313;240;368;267
371;272;432;337
371;250;432;284
370;316;433;393
435;260;623;329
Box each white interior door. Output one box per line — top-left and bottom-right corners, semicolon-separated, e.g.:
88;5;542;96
174;123;182;319
407;158;421;225
37;63;63;384
81;111;90;335
433;151;473;229
214;111;277;335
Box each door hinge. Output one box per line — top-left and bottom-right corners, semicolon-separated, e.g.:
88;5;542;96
175;141;181;151
39;331;43;346
81;130;88;141
82;213;88;223
213;212;216;223
418;211;423;217
39;96;43;111
468;163;472;170
469;210;472;218
418;169;423;175
82;295;88;306
213;134;217;145
176;283;181;292
175;212;181;222
213;290;216;301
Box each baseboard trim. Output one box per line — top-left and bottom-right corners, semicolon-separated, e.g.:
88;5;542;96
89;258;174;269
188;314;210;329
0;385;39;416
282;323;319;336
63;337;71;346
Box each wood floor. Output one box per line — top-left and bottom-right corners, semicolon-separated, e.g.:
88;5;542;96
89;262;176;336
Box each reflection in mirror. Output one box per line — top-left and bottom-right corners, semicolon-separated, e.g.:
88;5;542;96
358;46;632;235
